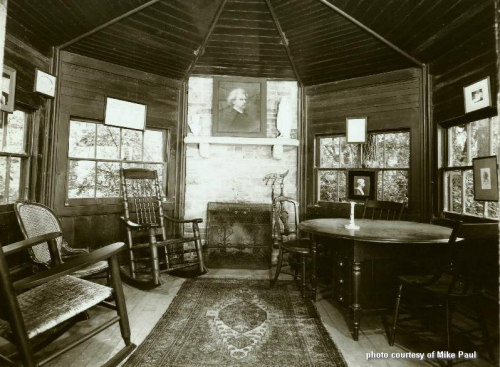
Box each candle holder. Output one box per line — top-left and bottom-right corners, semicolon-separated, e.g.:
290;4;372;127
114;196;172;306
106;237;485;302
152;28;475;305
345;201;360;230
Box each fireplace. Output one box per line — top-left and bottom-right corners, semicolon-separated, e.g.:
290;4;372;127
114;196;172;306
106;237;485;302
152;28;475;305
206;202;272;269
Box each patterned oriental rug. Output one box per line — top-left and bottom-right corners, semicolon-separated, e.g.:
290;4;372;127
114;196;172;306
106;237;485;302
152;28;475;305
124;278;347;367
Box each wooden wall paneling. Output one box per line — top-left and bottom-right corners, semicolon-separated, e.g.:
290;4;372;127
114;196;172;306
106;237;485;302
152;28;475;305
3;34;51;110
305;68;423;220
52;51;182;249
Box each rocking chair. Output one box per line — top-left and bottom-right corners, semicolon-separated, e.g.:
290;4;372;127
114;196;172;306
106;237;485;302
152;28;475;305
120;168;206;288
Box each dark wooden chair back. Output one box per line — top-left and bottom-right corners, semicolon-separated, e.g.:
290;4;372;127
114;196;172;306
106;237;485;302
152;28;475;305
362;199;405;220
451;222;499;295
273;196;300;242
120;168;165;229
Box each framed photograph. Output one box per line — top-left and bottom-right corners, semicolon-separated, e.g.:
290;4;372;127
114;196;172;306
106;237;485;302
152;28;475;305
1;66;16;113
212;77;266;137
104;97;147;130
346;117;367;144
472;155;498;201
347;169;377;200
34;68;56;98
463;77;492;113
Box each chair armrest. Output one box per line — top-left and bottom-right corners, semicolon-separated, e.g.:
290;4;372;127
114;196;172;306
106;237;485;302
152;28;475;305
163;215;203;224
2;232;62;256
61;241;88;257
120;216;159;229
14;242;126;290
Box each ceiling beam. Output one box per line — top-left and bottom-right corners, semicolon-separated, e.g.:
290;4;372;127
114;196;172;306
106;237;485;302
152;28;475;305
264;0;303;86
316;0;423;67
58;0;162;49
184;0;229;80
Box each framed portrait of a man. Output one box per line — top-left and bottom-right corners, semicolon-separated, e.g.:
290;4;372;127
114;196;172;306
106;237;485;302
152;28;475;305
212;77;267;137
347;169;377;200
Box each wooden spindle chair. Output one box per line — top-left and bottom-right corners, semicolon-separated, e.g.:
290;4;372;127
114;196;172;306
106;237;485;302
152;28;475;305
120;168;205;288
362;199;405;220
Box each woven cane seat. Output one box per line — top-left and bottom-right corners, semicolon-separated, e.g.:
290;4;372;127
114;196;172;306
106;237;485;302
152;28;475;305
0;276;112;339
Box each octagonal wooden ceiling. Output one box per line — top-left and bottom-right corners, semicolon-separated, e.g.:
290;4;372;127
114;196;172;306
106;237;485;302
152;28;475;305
6;0;494;86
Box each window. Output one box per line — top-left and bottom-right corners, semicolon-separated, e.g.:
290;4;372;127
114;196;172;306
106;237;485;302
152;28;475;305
67;119;167;200
443;117;498;218
315;131;410;203
0;110;30;204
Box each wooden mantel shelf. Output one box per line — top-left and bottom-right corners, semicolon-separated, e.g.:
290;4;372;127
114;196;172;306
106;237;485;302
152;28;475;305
183;135;299;159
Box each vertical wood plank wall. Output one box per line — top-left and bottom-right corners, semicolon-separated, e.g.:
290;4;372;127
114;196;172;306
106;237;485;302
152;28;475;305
1;35;50;248
304;68;424;220
53;51;182;249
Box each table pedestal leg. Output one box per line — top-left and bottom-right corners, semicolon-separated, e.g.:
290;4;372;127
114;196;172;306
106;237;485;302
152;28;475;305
310;239;317;301
351;259;362;341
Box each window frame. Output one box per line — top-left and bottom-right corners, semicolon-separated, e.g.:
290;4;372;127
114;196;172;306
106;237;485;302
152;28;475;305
442;117;498;219
0;109;32;205
65;118;169;206
314;129;411;204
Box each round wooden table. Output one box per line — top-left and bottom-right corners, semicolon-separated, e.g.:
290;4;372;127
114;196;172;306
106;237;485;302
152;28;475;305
298;218;453;341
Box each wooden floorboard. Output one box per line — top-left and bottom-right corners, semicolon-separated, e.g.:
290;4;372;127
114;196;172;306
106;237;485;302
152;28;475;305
1;269;496;367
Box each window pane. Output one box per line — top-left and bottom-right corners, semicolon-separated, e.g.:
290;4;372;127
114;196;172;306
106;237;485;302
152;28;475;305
319;137;338;168
318;170;346;201
144;163;164;183
122;129;142;161
378;170;408;202
96;125;120;160
8;157;21;203
0;157;6;204
470;118;490;158
96;161;120;197
364;134;381;168
68;160;95;198
339;137;358;168
384;132;410;168
487;201;499;219
143;130;164;162
464;169;483;216
4;111;26;153
69;120;96;158
446;171;462;213
448;125;467;166
492;116;498;155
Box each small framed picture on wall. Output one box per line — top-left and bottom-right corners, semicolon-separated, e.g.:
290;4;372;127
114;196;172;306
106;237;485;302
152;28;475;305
463;77;492;113
1;66;16;113
472;155;498;201
347;169;377;200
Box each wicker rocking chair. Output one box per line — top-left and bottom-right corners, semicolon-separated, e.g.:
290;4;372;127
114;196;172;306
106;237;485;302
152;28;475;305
120;168;206;288
14;201;109;280
0;233;135;367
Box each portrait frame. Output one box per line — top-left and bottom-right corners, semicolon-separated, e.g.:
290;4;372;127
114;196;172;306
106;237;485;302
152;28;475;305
472;155;498;201
463;77;492;113
1;65;16;113
104;96;147;131
346;117;367;144
347;169;377;200
34;68;57;98
212;76;267;138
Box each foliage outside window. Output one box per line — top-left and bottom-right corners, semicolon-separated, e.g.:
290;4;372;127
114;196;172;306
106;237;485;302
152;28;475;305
443;117;498;218
68;120;166;199
316;131;410;203
0;110;30;204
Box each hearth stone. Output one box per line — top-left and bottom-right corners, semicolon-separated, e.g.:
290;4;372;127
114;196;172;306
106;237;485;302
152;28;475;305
206;202;272;269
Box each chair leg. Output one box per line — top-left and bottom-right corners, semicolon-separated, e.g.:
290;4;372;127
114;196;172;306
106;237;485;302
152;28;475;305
126;229;136;279
149;230;161;286
301;255;306;298
109;255;132;346
271;248;284;287
389;283;403;346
